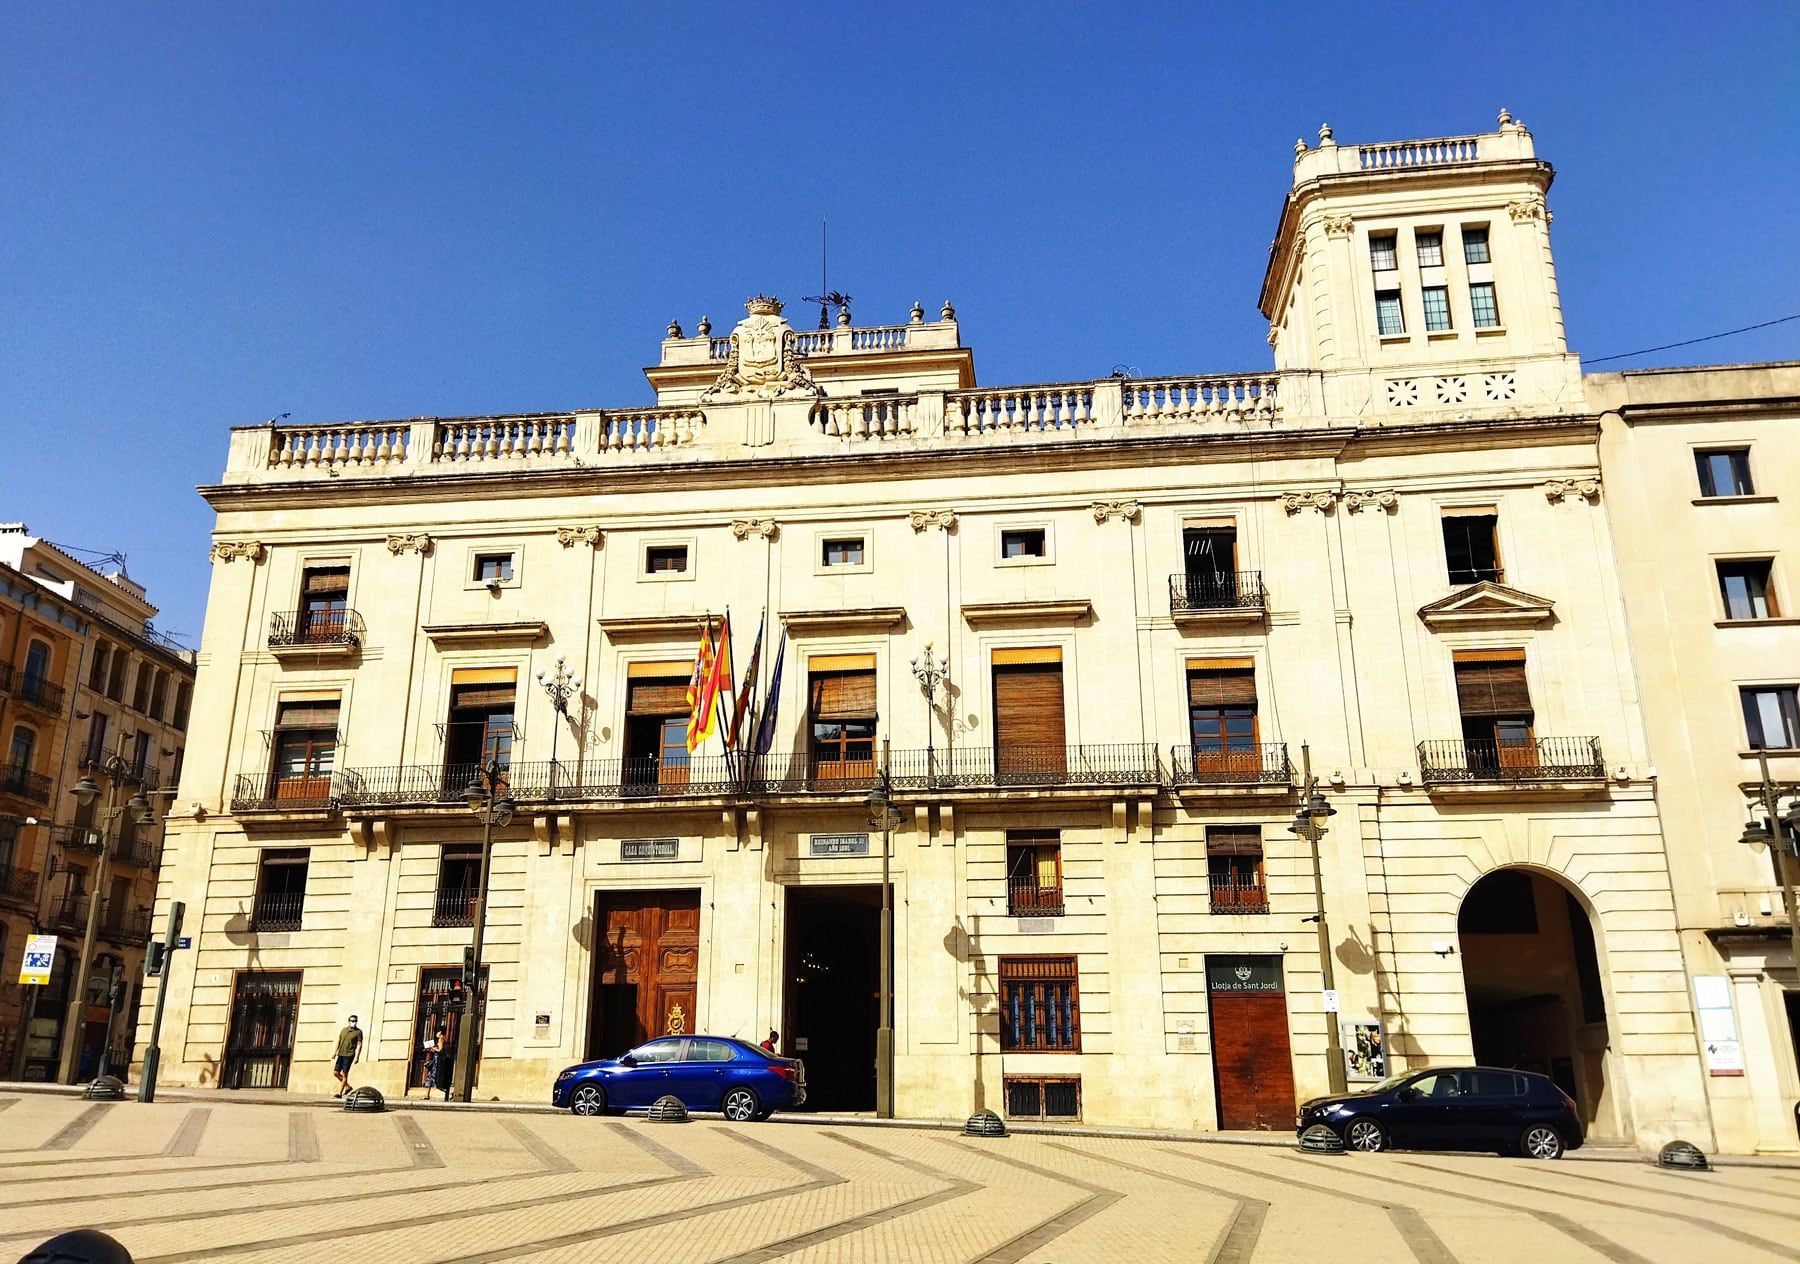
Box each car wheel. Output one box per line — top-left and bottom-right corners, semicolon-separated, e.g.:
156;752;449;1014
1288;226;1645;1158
721;1087;762;1123
1344;1118;1388;1153
1520;1124;1564;1159
569;1084;607;1117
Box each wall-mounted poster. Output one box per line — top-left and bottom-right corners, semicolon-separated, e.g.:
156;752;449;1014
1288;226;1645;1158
1342;1021;1386;1081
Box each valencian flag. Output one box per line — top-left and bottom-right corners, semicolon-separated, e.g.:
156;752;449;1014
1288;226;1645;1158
753;625;788;755
684;617;716;754
728;614;764;752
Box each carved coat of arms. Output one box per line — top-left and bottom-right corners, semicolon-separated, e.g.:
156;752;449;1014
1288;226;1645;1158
702;296;822;403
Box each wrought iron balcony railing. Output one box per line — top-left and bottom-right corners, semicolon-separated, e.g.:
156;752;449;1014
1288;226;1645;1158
49;824;105;854
1008;880;1065;917
0;864;39;908
0;765;53;805
1169;570;1267;612
232;771;342;812
1209;873;1270;915
1167;743;1291;785
433;887;477;928
111;830;161;869
46;893;94;935
251;891;306;932
269;608;364;650
1417;737;1605;784
14;673;65;716
101;904;153;947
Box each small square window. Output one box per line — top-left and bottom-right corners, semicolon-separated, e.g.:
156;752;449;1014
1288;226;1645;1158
1470;282;1501;328
1462;226;1490;264
1743;686;1800;750
1719;560;1779;620
1696;449;1754;497
646;545;688;574
474;554;514;583
1422;287;1452;332
822;538;865;567
1375;290;1405;336
1369;234;1397;271
1001;529;1047;560
1416;231;1444;268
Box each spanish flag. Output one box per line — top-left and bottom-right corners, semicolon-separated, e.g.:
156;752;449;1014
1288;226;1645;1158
686;613;733;753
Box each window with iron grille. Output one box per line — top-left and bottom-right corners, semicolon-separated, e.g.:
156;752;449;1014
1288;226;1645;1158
1415;230;1444;268
1207;826;1267;914
1005;1076;1081;1120
999;956;1079;1052
434;844;483;927
1006;831;1063;916
1462;225;1490;264
1469;282;1501;328
253;849;309;932
1421;286;1452;332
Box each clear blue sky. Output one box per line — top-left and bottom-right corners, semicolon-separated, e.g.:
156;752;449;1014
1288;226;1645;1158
4;3;1797;640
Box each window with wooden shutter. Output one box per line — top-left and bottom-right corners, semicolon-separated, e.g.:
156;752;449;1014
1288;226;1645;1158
447;668;516;768
992;655;1065;777
270;696;339;802
1188;659;1258;776
810;667;877;779
1006;831;1063;916
1453;651;1535;768
999;957;1080;1051
1206;826;1267;914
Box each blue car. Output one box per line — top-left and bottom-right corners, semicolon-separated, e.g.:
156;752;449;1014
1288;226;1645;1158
552;1035;807;1121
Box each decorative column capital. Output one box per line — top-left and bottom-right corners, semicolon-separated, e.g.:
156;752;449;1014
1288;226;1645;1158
1344;489;1399;514
1280;491;1338;515
1543;478;1601;503
385;532;434;555
1508;195;1551;224
1090;500;1142;524
730;518;777;541
908;509;958;533
1322;214;1354;239
555;525;603;548
208;540;264;564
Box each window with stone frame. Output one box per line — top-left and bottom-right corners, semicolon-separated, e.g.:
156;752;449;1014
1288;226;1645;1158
999;957;1080;1052
252;848;309;932
434;844;484;927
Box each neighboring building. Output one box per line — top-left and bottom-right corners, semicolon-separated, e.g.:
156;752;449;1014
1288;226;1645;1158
1593;363;1800;1154
0;525;195;1079
136;113;1784;1151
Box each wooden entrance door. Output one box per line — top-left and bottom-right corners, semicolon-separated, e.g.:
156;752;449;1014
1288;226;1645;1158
1207;956;1295;1131
589;890;701;1057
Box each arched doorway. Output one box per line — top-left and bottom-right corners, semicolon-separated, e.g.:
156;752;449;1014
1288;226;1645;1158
1458;867;1621;1141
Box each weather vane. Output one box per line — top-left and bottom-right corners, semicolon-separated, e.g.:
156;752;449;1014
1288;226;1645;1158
801;219;851;330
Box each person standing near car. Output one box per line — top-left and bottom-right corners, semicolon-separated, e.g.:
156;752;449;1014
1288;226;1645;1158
332;1015;364;1098
760;1030;778;1053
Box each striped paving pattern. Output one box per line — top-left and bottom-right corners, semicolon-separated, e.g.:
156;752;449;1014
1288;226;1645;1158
2;1094;1797;1263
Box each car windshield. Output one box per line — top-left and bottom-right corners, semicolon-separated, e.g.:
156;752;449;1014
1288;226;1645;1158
1371;1072;1417;1093
625;1040;682;1064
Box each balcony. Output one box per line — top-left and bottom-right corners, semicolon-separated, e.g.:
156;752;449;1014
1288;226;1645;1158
0;864;39;909
0;766;53;805
48;824;105;854
1417;737;1606;787
14;673;65;716
251;891;305;933
1209;872;1270;915
46;893;94;936
1169;571;1268;625
268;608;364;658
110;828;161;869
232;772;341;813
1167;743;1291;787
100;904;153;948
1007;880;1064;918
0;663;10;692
433;887;477;928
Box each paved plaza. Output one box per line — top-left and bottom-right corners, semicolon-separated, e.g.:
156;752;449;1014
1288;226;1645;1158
4;1093;1800;1264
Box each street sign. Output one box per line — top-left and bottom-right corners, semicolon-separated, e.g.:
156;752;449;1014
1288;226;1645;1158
177;937;192;949
19;934;57;986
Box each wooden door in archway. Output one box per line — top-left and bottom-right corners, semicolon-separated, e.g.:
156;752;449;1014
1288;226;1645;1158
588;890;700;1058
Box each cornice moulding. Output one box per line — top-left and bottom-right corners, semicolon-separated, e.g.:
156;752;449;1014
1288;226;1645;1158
1417;581;1555;630
778;607;908;635
597;614;710;640
422;620;548;648
961;599;1092;628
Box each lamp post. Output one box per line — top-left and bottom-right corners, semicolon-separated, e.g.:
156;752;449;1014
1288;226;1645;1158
535;655;582;799
909;643;947;784
1739;749;1800;976
1287;743;1347;1095
59;745;155;1084
452;759;515;1102
864;739;901;1119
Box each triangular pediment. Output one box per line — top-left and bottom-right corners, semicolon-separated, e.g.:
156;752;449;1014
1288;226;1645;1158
1418;581;1556;630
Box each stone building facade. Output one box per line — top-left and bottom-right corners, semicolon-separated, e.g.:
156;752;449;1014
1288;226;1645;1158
136;114;1791;1150
1;525;195;1079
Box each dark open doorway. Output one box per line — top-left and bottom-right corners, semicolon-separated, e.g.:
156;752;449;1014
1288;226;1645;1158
784;884;882;1112
1459;867;1618;1141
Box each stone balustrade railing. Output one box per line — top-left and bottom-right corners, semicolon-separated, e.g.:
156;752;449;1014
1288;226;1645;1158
239;372;1287;476
1357;134;1482;170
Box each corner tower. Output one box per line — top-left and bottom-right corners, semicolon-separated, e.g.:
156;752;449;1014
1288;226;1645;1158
1260;112;1581;421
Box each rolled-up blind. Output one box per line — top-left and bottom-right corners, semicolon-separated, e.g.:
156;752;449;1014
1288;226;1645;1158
627;677;690;716
1188;667;1256;708
451;667;516;711
1206;826;1264;856
275;699;339;729
993;664;1065;746
809;670;877;721
1454;653;1531;715
302;567;349;595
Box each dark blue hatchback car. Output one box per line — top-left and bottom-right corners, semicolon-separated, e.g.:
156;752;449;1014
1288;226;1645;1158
1297;1066;1583;1158
552;1036;807;1121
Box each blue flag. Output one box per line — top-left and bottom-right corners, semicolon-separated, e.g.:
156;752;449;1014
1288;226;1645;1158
753;626;787;755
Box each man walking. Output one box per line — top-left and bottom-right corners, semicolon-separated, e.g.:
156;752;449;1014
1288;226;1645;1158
333;1015;364;1098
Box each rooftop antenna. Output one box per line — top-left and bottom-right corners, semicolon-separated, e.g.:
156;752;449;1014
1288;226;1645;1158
802;219;851;330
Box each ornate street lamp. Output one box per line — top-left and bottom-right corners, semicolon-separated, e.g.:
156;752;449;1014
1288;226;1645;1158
450;760;515;1102
1287;744;1347;1095
909;643;948;784
58;744;156;1084
864;740;902;1120
1739;749;1800;978
535;655;582;799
